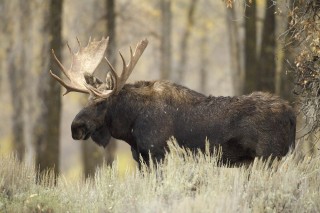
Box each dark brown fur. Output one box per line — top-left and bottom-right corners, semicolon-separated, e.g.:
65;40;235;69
71;80;296;166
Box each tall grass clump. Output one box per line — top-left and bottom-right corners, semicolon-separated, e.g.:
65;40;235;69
0;139;320;212
0;155;58;212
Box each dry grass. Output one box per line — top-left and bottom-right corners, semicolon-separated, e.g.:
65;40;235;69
0;140;319;213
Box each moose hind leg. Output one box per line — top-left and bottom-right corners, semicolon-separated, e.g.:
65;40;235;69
221;137;255;166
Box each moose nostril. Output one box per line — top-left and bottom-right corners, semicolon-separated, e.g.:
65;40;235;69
71;123;87;140
71;128;82;140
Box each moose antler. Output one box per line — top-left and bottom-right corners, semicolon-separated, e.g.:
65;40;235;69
51;37;148;99
86;39;149;98
50;37;109;95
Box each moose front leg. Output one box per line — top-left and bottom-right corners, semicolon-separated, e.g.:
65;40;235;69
129;146;152;168
130;147;144;169
131;146;165;169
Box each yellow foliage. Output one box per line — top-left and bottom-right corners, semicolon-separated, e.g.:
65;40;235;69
116;151;137;177
63;162;83;181
0;135;13;155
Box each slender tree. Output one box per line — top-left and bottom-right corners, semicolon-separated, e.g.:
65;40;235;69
0;1;6;91
258;0;276;92
199;27;208;93
160;0;172;79
7;0;31;161
81;141;105;178
226;6;243;95
280;0;296;103
244;0;257;94
34;0;63;180
106;0;116;66
176;0;198;84
104;0;117;166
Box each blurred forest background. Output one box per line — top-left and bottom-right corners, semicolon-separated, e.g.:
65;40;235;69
0;0;319;179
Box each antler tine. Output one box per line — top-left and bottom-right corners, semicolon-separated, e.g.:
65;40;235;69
49;70;70;95
51;49;71;81
118;51;130;85
104;57;119;92
49;70;88;95
119;51;126;76
130;46;133;61
67;42;73;55
104;56;118;79
76;37;82;48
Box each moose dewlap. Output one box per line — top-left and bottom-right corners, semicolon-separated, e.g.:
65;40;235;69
50;37;296;166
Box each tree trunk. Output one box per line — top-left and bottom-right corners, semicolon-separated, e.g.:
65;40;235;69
257;0;276;92
160;0;172;80
199;25;208;93
34;0;63;181
7;0;31;161
82;141;105;178
106;0;116;66
0;1;6;93
226;6;243;95
244;0;257;94
104;0;117;166
8;44;25;162
176;0;198;84
81;0;117;178
280;0;296;103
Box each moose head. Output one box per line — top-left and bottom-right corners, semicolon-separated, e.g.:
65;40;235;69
50;37;148;147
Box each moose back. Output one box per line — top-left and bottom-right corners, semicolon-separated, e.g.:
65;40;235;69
50;37;296;166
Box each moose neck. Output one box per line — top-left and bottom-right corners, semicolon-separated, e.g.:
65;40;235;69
106;86;143;148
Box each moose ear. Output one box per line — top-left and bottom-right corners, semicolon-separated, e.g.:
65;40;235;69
91;125;111;148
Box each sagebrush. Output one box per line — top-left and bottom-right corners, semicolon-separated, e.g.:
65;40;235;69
0;140;319;213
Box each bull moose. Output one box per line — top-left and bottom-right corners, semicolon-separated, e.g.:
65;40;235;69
50;37;296;166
